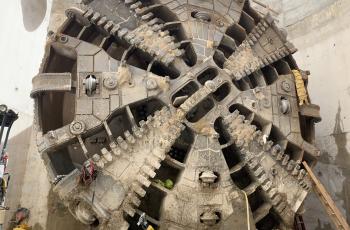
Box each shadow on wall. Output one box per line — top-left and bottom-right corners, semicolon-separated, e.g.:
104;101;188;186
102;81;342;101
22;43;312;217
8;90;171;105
20;0;47;32
302;101;350;230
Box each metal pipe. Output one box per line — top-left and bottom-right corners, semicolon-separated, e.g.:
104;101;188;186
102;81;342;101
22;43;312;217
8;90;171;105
0;113;8;150
1;122;13;159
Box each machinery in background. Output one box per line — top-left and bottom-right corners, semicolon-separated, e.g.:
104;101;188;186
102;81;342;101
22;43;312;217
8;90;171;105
0;104;18;209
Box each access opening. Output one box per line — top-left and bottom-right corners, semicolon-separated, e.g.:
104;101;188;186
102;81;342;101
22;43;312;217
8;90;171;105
197;68;218;85
171;81;199;108
107;108;133;138
230;166;253;190
129;99;165;124
214;117;230;145
213;83;230;101
186;98;214;123
167;126;194;163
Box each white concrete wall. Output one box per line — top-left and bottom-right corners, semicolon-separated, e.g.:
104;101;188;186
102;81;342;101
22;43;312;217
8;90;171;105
257;0;350;228
255;0;337;26
0;0;52;137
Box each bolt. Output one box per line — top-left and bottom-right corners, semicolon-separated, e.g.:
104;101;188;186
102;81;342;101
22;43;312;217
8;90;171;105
146;78;158;90
74;122;82;130
0;105;7;113
70;120;86;135
262;98;271;108
205;80;216;92
271;168;278;176
47;30;55;37
47;130;56;140
281;80;291;92
103;76;118;90
216;19;224;27
59;35;68;43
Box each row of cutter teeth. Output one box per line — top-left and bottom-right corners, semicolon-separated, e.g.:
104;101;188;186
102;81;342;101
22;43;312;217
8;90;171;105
246;157;291;219
86;105;184;218
122;81;218;217
121;107;185;217
224;110;310;190
223;110;310;222
266;144;310;190
91;107;171;169
83;8;122;37
224;15;297;80
82;3;183;65
123;0;185;64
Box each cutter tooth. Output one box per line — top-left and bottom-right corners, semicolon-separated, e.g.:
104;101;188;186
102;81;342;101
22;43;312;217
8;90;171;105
129;193;141;207
123;203;136;217
298;169;306;180
147;156;161;169
125;0;136;4
141;12;154;21
137;174;151;187
141;165;156;178
281;154;290;165
130;2;142;10
91;12;101;23
132;183;147;197
287;160;296;171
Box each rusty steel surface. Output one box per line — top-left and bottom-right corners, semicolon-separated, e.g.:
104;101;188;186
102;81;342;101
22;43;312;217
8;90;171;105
31;0;321;229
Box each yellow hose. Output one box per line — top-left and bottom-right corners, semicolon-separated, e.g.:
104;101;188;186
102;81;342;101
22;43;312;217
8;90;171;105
13;224;30;230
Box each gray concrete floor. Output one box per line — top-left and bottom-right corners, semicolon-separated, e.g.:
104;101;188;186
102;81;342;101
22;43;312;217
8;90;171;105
2;127;31;229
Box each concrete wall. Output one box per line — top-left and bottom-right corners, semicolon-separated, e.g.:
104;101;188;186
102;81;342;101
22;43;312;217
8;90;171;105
0;0;53;137
256;0;337;27
256;0;350;228
290;1;350;229
0;0;53;228
252;1;350;228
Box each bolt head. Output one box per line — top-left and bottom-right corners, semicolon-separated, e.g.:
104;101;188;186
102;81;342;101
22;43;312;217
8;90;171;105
216;19;224;27
103;76;118;90
0;104;7;113
281;80;291;92
271;168;278;176
204;80;216;92
70;120;86;135
146;79;158;90
262;98;271;108
48;131;56;140
59;35;68;43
